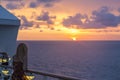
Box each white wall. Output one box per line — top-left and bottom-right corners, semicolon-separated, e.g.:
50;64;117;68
0;26;19;57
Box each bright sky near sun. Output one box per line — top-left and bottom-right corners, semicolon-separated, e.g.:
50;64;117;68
1;0;120;40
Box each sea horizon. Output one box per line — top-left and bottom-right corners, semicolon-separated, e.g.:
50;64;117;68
17;40;120;42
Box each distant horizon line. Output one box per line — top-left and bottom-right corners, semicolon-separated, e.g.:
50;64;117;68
17;40;120;41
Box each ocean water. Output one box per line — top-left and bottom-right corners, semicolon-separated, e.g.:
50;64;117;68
18;41;120;80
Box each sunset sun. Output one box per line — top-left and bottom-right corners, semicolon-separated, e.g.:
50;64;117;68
72;37;77;41
70;29;79;41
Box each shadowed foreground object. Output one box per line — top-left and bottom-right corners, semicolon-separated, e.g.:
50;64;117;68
12;43;28;80
12;62;28;80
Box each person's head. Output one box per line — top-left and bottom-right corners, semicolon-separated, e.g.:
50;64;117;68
16;43;28;57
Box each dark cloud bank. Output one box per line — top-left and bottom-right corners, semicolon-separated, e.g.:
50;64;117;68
19;6;120;29
19;16;34;29
36;11;56;24
29;0;61;8
6;0;60;9
18;11;56;29
4;1;120;29
62;7;120;29
6;2;25;10
8;5;120;30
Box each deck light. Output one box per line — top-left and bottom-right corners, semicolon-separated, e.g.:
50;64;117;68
2;68;9;75
0;52;9;66
25;72;35;80
1;67;11;80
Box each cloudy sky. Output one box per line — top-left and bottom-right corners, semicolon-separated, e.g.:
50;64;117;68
2;0;120;40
